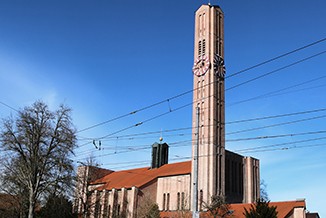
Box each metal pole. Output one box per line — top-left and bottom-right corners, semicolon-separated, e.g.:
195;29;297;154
192;106;200;218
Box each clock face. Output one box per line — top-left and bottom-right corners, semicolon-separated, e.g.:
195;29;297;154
213;53;226;78
192;55;211;77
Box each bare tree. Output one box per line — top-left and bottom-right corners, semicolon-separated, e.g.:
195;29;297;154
175;193;191;218
260;179;269;201
136;196;160;218
203;195;233;218
74;156;112;218
0;157;30;217
0;101;76;218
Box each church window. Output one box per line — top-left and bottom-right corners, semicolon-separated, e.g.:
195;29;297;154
177;192;180;210
108;205;111;217
167;193;170;211
163;193;166;211
94;191;101;218
103;195;108;217
181;192;185;210
198;41;202;57
117;204;120;216
199;190;203;211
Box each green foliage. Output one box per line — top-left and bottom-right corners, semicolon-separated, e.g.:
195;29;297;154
243;199;278;218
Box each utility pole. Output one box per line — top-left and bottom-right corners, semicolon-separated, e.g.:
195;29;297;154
192;106;200;218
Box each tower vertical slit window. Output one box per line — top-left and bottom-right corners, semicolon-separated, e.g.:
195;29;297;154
216;12;219;54
201;102;204;121
197;81;201;99
201;80;205;98
199;15;202;36
203;13;206;34
167;193;170;211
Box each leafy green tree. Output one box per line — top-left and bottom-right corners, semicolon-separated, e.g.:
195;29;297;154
243;199;278;218
0;101;76;218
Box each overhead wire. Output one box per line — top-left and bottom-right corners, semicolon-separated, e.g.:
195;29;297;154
74;129;326;159
226;50;326;91
76;37;326;134
225;37;326;79
74;38;326;161
236;136;326;153
227;75;326;107
77;94;214;144
78;49;326;142
0;101;19;113
240;142;326;154
78;140;326;170
227;114;326;135
226;108;326;125
75;107;326;157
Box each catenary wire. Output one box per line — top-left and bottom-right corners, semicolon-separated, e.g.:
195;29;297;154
77;108;326;142
0;101;19;112
226;114;326;135
74;129;326;158
75;140;326;169
227;75;326;107
226;50;326;91
225;37;326;79
76;37;326;134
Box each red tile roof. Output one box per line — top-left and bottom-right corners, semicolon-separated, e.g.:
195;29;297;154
160;200;306;218
0;193;17;209
230;200;306;218
91;161;191;191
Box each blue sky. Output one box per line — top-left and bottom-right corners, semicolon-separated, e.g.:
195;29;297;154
0;0;326;216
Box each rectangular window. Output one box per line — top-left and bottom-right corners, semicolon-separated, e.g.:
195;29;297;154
94;191;101;218
177;192;180;210
108;205;111;217
199;190;203;211
181;192;185;210
167;193;170;211
117;204;120;216
163;194;166;211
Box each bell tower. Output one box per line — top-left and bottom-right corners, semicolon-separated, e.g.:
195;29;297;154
191;4;226;209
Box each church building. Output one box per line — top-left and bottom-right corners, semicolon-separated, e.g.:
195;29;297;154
74;4;260;218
